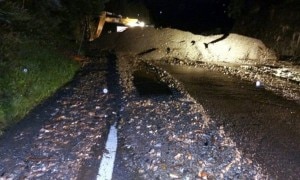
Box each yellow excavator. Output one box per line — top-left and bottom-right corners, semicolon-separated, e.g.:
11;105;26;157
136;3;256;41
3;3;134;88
89;11;145;41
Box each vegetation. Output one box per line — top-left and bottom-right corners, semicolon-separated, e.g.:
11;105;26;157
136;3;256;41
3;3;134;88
0;0;109;134
0;38;79;131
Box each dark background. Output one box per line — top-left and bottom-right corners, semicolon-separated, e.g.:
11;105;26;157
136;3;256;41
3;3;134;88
104;0;300;59
105;0;233;34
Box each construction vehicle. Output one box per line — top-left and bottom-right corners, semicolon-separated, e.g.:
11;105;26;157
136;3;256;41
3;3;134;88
89;11;145;41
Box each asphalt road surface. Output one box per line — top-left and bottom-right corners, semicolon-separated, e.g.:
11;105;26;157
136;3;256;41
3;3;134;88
0;54;299;179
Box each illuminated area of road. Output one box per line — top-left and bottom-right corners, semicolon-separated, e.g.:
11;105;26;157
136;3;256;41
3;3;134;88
97;123;118;180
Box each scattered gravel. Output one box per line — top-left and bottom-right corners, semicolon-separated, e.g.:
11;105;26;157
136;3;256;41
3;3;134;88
113;55;270;179
152;58;300;103
0;58;119;179
0;50;297;179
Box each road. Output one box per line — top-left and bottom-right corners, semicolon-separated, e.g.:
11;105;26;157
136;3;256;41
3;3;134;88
0;54;299;179
159;64;300;179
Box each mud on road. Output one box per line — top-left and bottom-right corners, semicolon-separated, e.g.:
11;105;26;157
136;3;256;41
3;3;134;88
157;62;300;180
0;51;299;179
113;55;271;179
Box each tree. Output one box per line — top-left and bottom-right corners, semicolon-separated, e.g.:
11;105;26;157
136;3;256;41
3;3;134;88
1;0;110;41
59;0;110;41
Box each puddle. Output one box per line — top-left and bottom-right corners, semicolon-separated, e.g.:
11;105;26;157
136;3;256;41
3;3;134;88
133;69;172;96
159;64;300;179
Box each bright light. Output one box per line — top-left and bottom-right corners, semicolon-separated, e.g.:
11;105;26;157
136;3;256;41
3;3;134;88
120;17;146;28
139;21;145;27
117;21;145;33
103;88;108;94
256;81;261;87
126;20;145;27
117;26;128;32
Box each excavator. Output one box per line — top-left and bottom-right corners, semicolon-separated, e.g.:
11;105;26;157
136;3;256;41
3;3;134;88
89;11;145;41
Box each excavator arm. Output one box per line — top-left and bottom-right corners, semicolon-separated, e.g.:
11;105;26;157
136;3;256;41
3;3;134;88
90;11;145;41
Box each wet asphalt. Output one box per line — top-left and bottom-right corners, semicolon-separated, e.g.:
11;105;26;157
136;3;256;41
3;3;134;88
112;57;270;179
0;53;299;179
159;64;300;179
0;56;120;179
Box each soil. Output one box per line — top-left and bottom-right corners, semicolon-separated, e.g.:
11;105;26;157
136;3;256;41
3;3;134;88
90;27;299;102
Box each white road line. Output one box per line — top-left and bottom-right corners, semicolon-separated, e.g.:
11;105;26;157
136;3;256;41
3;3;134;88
97;123;118;180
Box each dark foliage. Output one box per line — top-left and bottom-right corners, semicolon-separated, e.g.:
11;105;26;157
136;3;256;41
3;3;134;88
0;0;110;42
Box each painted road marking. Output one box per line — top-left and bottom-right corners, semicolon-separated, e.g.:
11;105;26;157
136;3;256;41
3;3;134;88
97;123;118;180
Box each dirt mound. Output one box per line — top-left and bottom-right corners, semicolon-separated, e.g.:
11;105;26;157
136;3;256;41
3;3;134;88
90;27;277;64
